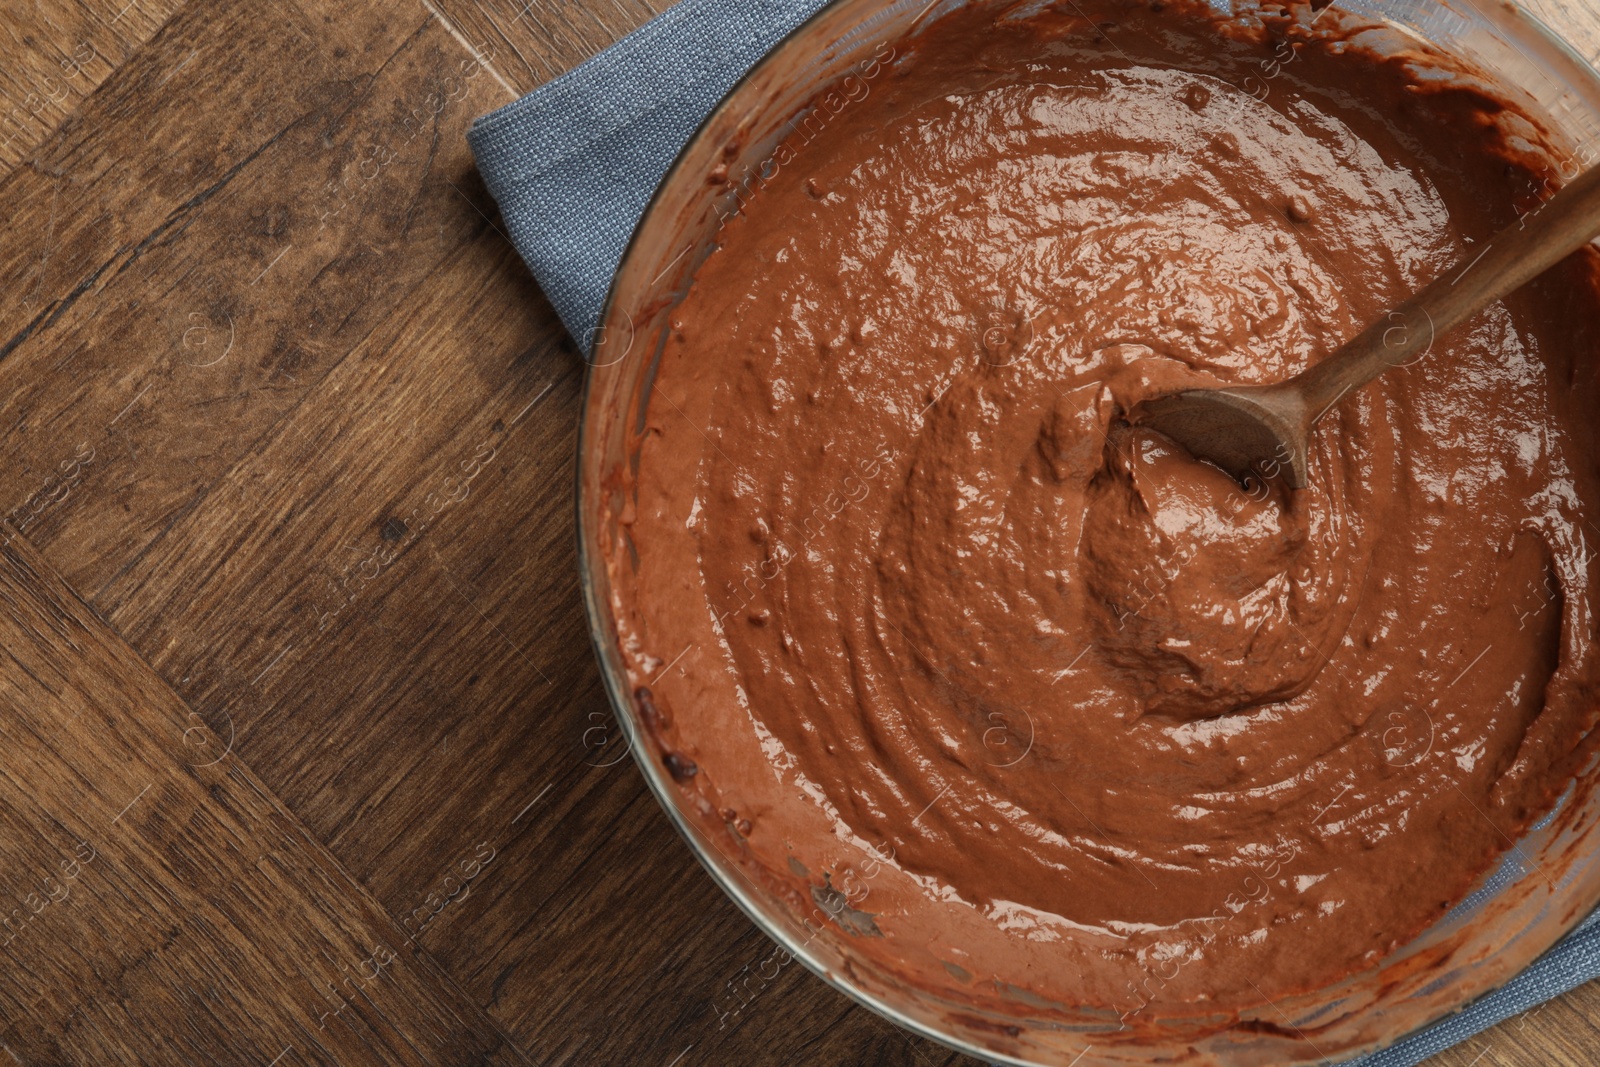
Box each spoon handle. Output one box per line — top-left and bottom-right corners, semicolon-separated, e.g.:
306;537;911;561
1294;162;1600;421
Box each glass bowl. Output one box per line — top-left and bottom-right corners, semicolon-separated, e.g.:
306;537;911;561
577;1;1600;1063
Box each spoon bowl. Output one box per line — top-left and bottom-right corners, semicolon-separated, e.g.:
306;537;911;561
1136;383;1312;488
1137;162;1600;487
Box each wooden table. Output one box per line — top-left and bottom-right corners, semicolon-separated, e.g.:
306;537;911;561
0;0;1596;1063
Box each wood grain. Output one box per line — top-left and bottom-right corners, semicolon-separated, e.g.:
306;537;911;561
423;0;672;94
0;529;528;1065
0;0;522;598
0;0;185;177
0;0;1595;1065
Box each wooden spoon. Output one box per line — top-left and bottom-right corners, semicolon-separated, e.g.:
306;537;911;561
1136;163;1600;489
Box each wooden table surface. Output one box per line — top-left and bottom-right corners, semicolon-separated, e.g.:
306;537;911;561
0;0;1597;1064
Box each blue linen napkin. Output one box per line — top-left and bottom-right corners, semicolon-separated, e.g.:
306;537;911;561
465;1;1600;1062
467;0;834;348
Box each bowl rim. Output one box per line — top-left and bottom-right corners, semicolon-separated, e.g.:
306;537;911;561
574;2;1600;1063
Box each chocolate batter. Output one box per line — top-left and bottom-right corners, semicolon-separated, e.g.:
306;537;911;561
612;0;1600;1027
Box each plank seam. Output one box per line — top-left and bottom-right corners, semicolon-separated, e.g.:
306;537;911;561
3;524;542;1067
415;0;519;98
